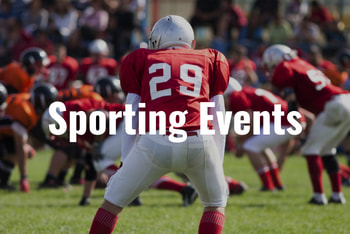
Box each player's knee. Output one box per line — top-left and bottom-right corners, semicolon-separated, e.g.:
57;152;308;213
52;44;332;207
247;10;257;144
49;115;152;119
321;155;340;174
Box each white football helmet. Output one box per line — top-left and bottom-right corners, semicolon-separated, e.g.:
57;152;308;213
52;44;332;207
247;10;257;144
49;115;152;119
262;44;297;71
149;15;195;49
89;39;109;55
41;108;65;139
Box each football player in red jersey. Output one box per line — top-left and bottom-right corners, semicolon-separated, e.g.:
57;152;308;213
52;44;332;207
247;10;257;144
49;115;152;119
37;83;105;189
89;15;229;234
228;85;303;191
0;83;58;192
42;77;199;206
47;44;79;90
263;44;350;205
79;39;117;86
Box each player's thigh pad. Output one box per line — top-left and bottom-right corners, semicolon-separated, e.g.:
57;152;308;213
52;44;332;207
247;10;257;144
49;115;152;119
302;95;350;155
184;134;228;208
243;124;294;153
104;139;169;207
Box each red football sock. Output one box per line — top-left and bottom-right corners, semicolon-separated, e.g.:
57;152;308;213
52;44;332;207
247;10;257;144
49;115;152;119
89;208;118;234
151;175;186;192
305;155;324;193
269;163;283;188
329;172;342;193
257;167;275;190
199;211;225;234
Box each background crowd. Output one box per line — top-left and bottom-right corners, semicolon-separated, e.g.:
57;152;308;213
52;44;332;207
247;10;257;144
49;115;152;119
0;0;349;90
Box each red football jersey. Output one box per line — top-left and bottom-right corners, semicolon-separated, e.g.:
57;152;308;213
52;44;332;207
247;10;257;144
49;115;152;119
63;98;124;150
120;48;230;131
79;57;117;85
229;87;291;126
229;58;256;86
271;57;348;115
47;55;79;90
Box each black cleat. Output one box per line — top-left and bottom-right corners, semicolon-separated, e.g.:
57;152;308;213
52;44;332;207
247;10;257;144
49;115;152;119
69;178;85;185
0;183;16;191
180;185;198;207
328;196;346;204
259;186;275;192
128;196;142;206
308;197;327;205
79;197;91;206
38;179;58;189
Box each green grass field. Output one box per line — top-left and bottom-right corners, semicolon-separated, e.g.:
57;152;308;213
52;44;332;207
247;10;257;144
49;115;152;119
1;149;350;234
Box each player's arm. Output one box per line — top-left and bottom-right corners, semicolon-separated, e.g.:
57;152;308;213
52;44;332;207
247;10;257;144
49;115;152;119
234;109;254;157
121;93;140;162
209;94;226;163
11;122;30;192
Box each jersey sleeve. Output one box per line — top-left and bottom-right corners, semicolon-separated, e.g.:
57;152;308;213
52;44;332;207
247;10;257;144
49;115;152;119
270;62;294;90
209;50;230;98
229;91;251;113
119;50;142;96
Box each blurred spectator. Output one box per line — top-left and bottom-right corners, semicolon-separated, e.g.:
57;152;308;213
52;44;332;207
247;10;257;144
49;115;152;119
79;39;117;85
33;30;55;56
337;49;350;91
21;0;49;35
190;0;222;37
265;13;293;44
47;43;79;90
50;0;79;42
108;0;147;60
309;0;334;29
11;0;30;18
284;0;308;29
323;20;347;50
215;0;247;51
109;0;136;60
0;0;19;43
292;17;325;52
238;12;267;55
250;0;280;26
79;0;109;41
0;0;19;21
307;45;348;87
0;43;11;67
66;30;89;62
72;0;91;12
7;19;36;61
228;44;258;87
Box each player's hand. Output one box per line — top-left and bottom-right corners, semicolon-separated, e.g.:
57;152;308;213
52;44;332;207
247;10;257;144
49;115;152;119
20;177;30;193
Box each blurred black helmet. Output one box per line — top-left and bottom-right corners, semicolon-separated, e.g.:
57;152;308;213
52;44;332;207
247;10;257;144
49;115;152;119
20;47;50;75
30;83;58;115
94;76;123;99
338;49;350;67
0;82;8;109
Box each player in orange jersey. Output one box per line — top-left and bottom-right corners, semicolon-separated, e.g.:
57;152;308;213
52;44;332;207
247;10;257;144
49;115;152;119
0;48;50;94
0;83;58;192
